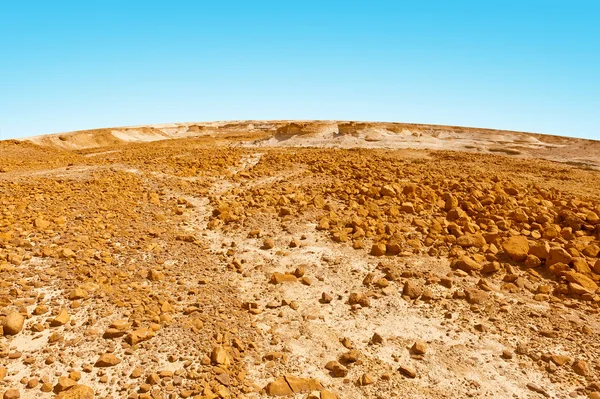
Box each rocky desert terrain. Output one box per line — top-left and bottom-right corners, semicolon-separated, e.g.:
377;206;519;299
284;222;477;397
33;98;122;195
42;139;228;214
0;120;599;399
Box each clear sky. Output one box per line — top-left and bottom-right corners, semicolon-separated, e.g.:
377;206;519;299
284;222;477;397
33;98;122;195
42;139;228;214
1;1;599;140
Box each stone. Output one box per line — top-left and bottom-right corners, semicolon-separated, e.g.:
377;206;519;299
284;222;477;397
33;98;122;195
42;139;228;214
358;372;375;386
411;341;427;355
34;218;50;229
481;261;501;274
2;312;25;335
371;332;384;345
403;281;422;299
340;349;360;363
456;233;486;248
269;272;297;284
55;385;94;399
453;256;482;272
529;241;550;259
371;243;387;256
3;390;19;399
550;354;570;366
95;353;120;367
262;238;275;249
320;292;333;304
583;244;600;257
264;377;293;396
325;361;348;377
55;377;77;392
211;346;230;366
565;271;597;292
502;236;529;262
465;288;488;304
147;269;164;281
526;383;549;397
398;365;416;378
69;287;87;300
284;375;322;393
594;259;600;275
126;328;154;345
51;309;70;326
524;254;541;268
381;185;396;197
547;247;572;266
573;359;590;376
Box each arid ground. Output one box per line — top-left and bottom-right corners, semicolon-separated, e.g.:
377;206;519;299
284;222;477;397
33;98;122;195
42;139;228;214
0;121;599;399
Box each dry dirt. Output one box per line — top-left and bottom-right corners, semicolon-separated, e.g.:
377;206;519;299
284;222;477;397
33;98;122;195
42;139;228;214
0;121;599;399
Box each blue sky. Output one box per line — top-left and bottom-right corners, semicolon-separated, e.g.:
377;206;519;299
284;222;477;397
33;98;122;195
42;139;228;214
1;1;599;140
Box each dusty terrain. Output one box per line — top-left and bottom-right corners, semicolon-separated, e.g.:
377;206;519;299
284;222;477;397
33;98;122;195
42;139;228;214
0;121;599;399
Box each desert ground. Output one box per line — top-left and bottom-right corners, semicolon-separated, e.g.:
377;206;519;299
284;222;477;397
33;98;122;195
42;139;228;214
0;121;599;399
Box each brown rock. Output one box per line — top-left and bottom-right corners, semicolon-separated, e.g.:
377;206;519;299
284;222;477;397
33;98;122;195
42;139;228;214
573;359;590;376
547;247;572;266
403;281;423;299
371;243;387;256
457;233;486;248
481;261;501;274
262;238;275;249
524;254;541;268
147;269;165;281
583;244;600;257
126;328;154;345
594;259;600;275
565;271;597;292
2;312;25;335
269;272;297;284
50;309;70;327
264;377;292;396
55;385;94;399
371;332;384;345
55;377;77;392
411;341;427;355
95;353;120;367
340;349;360;363
284;375;323;393
401;202;415;213
381;185;396;197
320;292;333;304
359;372;375;386
211;346;230;366
34;218;50;229
529;241;550;259
550;354;570;366
465;288;489;304
398;365;416;378
325;361;348;377
502;236;529;262
69;287;87;300
3;390;19;399
453;256;482;272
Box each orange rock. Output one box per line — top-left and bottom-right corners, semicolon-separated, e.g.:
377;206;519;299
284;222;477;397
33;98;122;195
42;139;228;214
55;384;94;399
502;236;529;262
50;309;70;327
269;273;297;284
264;377;293;396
